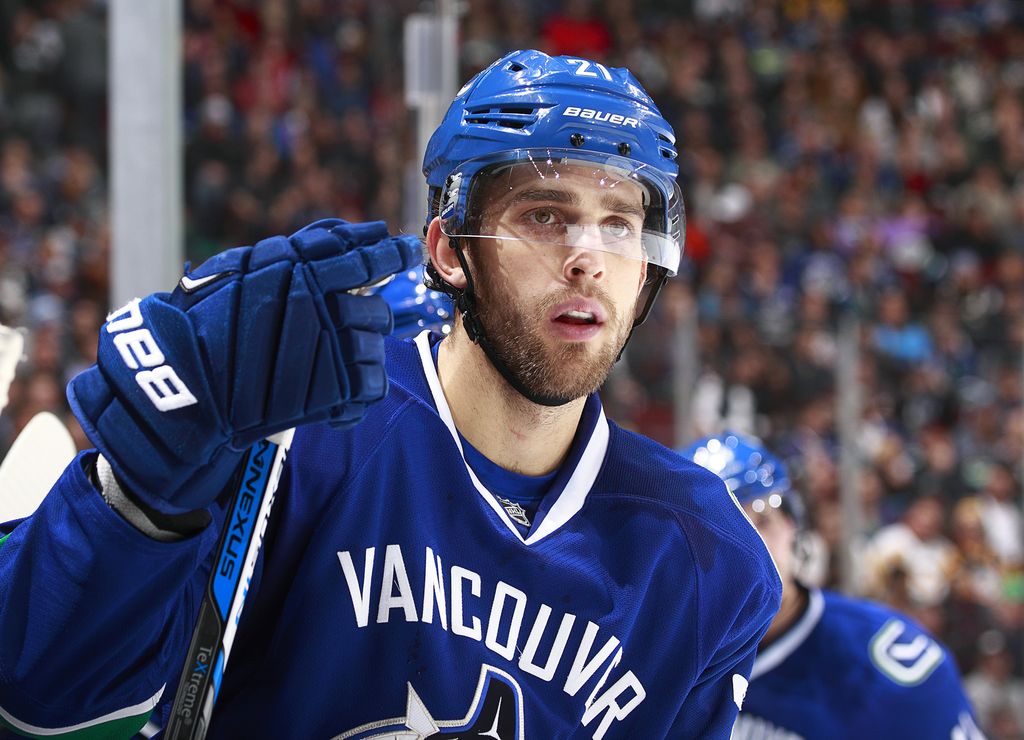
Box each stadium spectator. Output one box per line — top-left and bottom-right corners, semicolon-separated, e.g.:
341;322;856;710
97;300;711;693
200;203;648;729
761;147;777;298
862;494;958;608
976;463;1024;565
964;630;1024;736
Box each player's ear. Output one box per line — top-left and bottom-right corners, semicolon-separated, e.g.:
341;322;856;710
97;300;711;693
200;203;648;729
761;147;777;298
426;217;467;290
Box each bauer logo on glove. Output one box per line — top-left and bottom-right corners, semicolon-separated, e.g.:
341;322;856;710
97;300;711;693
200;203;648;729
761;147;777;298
105;298;199;412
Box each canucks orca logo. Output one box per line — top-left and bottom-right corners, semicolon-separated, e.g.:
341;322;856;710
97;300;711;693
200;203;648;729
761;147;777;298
334;665;524;740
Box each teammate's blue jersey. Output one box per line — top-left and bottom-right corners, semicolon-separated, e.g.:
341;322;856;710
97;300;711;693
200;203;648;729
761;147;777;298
0;332;781;739
733;588;985;740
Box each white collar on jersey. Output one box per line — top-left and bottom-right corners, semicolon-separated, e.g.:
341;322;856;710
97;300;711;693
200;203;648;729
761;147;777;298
413;331;609;546
750;587;825;680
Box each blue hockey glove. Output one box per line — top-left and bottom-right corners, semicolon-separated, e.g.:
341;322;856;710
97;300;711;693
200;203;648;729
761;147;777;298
68;219;422;514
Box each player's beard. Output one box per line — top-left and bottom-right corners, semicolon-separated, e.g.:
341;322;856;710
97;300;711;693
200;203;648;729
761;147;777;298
471;259;633;405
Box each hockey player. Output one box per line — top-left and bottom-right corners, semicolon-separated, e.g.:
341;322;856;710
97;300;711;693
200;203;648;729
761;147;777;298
0;51;780;739
682;433;985;739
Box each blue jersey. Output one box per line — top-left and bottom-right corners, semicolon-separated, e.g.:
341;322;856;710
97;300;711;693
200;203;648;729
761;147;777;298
733;588;984;740
0;333;780;739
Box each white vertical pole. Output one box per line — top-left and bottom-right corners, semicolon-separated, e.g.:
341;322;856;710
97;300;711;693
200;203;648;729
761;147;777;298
437;0;459;104
109;0;182;308
403;3;460;235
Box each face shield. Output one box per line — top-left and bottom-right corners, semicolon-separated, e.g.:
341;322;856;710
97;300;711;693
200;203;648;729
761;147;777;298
439;149;684;278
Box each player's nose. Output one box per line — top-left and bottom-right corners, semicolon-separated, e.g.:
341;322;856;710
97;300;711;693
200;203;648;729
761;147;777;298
562;226;606;281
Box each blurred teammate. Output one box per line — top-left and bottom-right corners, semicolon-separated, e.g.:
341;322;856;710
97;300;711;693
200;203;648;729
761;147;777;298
369;263;453;338
0;51;780;738
682;432;985;740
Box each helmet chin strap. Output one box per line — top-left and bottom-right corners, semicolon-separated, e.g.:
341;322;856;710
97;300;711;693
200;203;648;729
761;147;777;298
449;237;574;408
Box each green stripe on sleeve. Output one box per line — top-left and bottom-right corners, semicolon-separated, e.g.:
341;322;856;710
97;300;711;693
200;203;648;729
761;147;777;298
0;712;150;740
0;539;158;739
0;688;160;740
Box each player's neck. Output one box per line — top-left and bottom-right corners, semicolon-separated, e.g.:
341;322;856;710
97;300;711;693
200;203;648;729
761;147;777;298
436;331;586;476
761;580;808;648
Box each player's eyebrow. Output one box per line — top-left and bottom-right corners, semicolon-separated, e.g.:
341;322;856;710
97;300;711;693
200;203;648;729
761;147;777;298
507;188;579;207
601;193;645;219
507;188;645;218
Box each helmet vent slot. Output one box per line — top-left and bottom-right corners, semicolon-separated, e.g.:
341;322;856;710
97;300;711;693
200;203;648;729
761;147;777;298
464;105;541;130
506;62;526;72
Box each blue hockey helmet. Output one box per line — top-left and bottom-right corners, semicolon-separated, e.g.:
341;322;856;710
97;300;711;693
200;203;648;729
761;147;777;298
422;49;685;329
680;432;805;525
371;264;454;339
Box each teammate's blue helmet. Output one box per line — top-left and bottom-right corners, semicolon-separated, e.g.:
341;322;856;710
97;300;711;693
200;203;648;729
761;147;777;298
422;49;685;330
371;264;453;339
680;432;805;525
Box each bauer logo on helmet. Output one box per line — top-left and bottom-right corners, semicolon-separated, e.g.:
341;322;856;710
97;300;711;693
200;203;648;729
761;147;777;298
562;106;640;128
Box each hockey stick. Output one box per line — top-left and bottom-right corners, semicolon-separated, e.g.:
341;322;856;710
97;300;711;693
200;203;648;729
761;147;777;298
164;428;295;740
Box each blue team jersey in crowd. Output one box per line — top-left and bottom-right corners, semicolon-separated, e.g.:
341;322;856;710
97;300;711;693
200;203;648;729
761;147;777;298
733;588;985;740
0;332;780;739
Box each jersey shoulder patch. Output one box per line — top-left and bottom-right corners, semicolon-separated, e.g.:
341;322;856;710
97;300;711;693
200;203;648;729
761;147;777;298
868;617;945;686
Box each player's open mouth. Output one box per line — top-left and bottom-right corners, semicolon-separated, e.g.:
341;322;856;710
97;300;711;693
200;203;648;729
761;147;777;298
556;309;598;325
548;299;607;340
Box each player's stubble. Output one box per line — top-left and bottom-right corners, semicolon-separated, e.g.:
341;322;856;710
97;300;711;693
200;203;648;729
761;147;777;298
470;245;634;406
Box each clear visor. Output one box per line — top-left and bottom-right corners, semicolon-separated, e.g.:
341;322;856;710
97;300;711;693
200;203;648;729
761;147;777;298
440;149;684;275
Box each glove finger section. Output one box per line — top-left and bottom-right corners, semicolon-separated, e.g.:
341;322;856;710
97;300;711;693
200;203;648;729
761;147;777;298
265;283;321;423
351;235;426;286
306;328;348;415
249;235;299;271
327;293;392;333
344;361;387;404
309;235;422;293
193;284;241;419
329;219;392;247
337;329;386;401
307;250;371;294
329;401;368;429
231;262;292;430
290;219;389;258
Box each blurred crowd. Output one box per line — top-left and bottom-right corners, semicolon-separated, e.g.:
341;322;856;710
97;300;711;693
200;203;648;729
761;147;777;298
1;0;1023;735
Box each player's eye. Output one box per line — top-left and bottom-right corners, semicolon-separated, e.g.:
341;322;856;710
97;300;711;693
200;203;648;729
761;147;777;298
520;208;567;236
602;219;634;239
528;208;559;226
